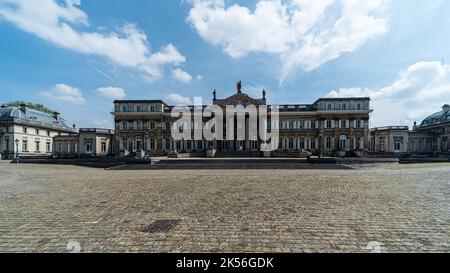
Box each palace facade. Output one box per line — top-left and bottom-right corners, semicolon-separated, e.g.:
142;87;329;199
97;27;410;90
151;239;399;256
369;104;450;157
112;87;372;158
53;128;115;158
0;104;75;160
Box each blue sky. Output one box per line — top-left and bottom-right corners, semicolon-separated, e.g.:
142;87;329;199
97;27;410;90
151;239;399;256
1;0;450;128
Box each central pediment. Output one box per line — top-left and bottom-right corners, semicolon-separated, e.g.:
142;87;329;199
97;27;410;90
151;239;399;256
214;92;267;107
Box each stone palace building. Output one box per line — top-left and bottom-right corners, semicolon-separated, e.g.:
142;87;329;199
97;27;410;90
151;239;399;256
369;104;450;157
112;84;372;158
0;104;75;160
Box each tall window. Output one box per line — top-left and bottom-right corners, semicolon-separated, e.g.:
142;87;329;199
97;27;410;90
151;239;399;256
355;137;362;150
122;121;128;130
288;139;294;150
288;121;294;129
149;139;156;150
339;135;348;151
300;121;305;129
35;141;40;152
149;122;156;130
251;141;258;150
85;139;93;152
23;127;27;134
46;142;51;153
326;120;333;128
35;129;40;135
379;137;385;152
186;140;192;150
101;142;107;153
22;140;28;152
355;119;362;128
325;137;332;150
340;120;347;128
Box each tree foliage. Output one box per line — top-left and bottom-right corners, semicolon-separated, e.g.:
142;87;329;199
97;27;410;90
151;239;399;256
3;101;55;115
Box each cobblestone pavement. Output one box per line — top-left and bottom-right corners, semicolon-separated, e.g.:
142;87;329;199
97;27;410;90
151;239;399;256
0;162;449;253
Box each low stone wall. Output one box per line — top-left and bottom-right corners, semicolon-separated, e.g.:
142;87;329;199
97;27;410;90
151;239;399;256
12;158;153;168
399;158;450;164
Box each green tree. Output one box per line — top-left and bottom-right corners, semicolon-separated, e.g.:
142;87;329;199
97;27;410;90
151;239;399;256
3;101;56;115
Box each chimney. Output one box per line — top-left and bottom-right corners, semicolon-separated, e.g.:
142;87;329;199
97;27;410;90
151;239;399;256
20;103;27;113
53;112;60;120
443;104;450;112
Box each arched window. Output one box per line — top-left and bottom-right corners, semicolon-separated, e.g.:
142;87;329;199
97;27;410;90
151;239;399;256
339;135;348;151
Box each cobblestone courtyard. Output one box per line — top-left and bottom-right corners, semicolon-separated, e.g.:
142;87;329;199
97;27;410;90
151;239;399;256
0;162;449;253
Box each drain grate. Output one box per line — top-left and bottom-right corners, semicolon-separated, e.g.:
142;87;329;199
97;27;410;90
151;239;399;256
143;220;181;233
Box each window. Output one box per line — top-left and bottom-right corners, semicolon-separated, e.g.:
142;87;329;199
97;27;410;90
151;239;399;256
150;105;156;112
299;139;305;150
339;135;348;151
85;139;93;152
394;137;403;152
122;138;128;150
3;139;8;151
23;127;27;134
122;106;127;112
355;137;362;150
340;120;347;128
300;121;305;129
36;129;40;135
197;140;203;150
251;141;258;150
149;122;156;130
288;139;294;150
47;131;51;137
186;140;192;150
326;120;333;128
356;103;362;110
379;137;385;152
149;139;156;150
355;119;362;128
136;105;141;112
22;140;28;152
101;142;107;153
165;140;171;150
35;141;40;152
121;121;128;130
46;142;51;153
327;104;332;110
325;137;332;150
136;138;142;151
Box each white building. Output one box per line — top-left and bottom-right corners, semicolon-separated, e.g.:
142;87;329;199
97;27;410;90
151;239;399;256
0;104;75;160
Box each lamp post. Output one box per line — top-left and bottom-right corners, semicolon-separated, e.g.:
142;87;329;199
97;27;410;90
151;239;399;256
15;138;19;164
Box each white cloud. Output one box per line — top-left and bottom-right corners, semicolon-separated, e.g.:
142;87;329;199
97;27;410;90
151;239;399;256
196;75;204;80
41;84;86;105
94;87;126;100
187;0;390;83
326;61;450;127
0;0;186;80
172;68;193;83
167;93;192;105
